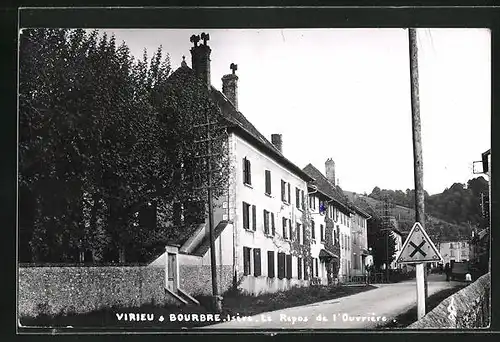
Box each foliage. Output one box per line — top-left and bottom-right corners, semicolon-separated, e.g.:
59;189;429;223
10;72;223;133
365;211;397;270
19;28;230;263
366;177;489;241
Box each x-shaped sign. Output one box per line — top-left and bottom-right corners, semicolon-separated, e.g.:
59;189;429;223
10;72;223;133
409;240;427;257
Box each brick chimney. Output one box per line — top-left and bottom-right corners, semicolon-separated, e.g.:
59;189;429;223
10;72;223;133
190;33;211;89
222;63;239;109
325;158;336;186
271;134;283;153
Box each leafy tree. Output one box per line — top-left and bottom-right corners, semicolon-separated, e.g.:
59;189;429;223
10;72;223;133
19;28;230;263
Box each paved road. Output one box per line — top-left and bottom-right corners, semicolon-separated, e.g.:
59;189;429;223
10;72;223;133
203;273;462;329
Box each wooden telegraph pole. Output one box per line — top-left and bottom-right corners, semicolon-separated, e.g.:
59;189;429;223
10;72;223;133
409;27;428;319
193;110;224;313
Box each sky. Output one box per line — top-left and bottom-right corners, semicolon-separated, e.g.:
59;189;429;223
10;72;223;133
100;28;491;196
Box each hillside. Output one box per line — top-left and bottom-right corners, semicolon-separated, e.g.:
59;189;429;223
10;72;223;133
344;191;471;242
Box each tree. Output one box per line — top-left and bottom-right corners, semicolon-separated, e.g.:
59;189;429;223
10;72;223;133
19;28;230;263
366;211;397;270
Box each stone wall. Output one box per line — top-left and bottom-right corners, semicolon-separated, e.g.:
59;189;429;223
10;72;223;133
179;265;233;296
18;266;168;318
408;273;490;329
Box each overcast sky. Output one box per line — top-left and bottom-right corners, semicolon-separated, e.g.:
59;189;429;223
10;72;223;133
100;28;490;196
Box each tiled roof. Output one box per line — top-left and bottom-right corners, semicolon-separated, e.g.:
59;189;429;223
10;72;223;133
302;164;352;213
167;65;313;182
192;220;231;256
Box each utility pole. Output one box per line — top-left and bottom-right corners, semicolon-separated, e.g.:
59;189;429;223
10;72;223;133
409;27;428;319
193;113;226;313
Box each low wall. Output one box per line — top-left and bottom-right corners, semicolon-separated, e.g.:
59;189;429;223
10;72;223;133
179;265;233;296
408;273;490;329
19;266;168;318
239;276;310;295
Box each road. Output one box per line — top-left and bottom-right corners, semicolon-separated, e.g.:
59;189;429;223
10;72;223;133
203;273;462;329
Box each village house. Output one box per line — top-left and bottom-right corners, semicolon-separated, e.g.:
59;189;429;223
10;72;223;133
150;33;320;297
438;240;470;265
349;206;371;276
389;226;404;270
302;161;369;282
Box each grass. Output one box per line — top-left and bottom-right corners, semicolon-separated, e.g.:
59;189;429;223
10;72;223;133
19;284;376;330
380;283;468;329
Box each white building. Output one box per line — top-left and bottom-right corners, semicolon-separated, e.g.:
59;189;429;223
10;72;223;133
438;240;470;265
150;34;319;296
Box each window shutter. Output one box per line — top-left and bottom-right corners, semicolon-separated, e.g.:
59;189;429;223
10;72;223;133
265;170;271;194
268;251;275;278
281;180;285;201
311;221;315;239
243;158;247;184
315;258;319;277
254;248;261;276
296;188;300;207
263;210;269;234
286;254;292;279
320;224;324;241
252;205;256;231
289;220;293;241
296;223;301;244
243;202;249;230
247;159;252;184
282;217;287;239
243;247;251;275
298;257;302;280
287;183;291;204
271;213;275;235
278;253;285;279
301;191;305;210
303;223;306;244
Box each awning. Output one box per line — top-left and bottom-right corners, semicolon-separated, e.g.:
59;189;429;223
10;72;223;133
319;249;339;259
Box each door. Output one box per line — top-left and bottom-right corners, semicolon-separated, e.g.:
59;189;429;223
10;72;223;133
167;253;177;291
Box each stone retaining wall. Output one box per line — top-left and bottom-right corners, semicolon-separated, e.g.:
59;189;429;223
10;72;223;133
408;273;490;329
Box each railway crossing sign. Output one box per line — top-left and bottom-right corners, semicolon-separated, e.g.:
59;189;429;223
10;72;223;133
396;222;443;264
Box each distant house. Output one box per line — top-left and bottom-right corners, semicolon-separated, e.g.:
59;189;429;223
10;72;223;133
438;240;470;265
390;227;404;269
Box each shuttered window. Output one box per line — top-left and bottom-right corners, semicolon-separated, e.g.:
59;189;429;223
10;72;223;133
286;254;293;279
289;220;293;241
254;248;261;276
243;158;252;185
243;247;251;275
278;252;285;279
282;217;288;239
296;188;300;207
281;180;286;201
320;224;325;241
268;251;275;278
287;183;291;204
315;258;319;277
311;220;316;240
296;223;302;244
265;170;271;195
297;257;302;280
242;202;250;230
252;205;256;231
301;190;305;210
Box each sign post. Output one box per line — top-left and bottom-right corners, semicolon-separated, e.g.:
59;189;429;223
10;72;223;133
397;222;443;319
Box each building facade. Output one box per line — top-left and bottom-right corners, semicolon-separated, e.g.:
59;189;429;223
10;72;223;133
438;240;470;265
350;209;371;276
